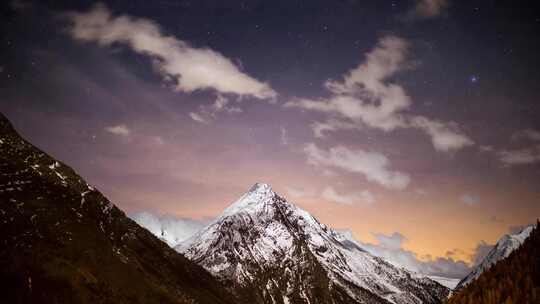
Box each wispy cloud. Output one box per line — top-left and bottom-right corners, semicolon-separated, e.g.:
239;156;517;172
480;129;540;166
322;186;375;205
410;116;473;152
415;188;428;196
304;143;410;190
512;129;540;142
460;194;480;206
469;240;493;266
311;119;362;138
496;145;540;166
286;35;473;153
280;126;288;145
105;124;131;137
66;3;276;100
287;36;410;132
286;186;312;198
189;94;242;124
130;211;208;247
411;0;449;19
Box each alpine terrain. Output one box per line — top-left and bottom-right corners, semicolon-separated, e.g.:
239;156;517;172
448;222;539;304
0;112;236;304
178;183;450;304
454;224;534;291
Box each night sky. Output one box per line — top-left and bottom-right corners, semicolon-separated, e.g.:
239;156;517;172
1;0;540;279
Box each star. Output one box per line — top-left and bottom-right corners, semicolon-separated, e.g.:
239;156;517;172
469;75;479;83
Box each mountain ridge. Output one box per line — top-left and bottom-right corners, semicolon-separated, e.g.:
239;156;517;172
0;112;236;304
178;182;449;304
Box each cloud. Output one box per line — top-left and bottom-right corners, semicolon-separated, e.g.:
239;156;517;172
286;186;312;198
66;3;276;99
495;145;540;166
287;36;411;132
280;126;288;145
460;194;480;206
415;188;428;196
304;143;410;190
488;215;504;224
322;186;375;205
286;35;473;153
469;240;493;266
105;124;131;136
411;0;449;18
373;232;406;249
189;112;208;124
512;129;540;142
339;230;471;279
189;94;242;123
311;119;362;138
481;129;540;166
410;116;473;152
130;211;208;247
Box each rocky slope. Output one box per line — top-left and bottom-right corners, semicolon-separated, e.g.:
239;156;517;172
0;113;236;304
178;183;449;304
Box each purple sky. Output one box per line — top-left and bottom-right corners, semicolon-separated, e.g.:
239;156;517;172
1;0;540;279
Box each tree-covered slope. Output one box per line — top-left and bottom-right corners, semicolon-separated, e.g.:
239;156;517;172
447;221;540;304
0;112;237;304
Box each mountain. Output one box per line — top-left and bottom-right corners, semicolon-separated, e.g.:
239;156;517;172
447;221;539;304
454;224;534;291
0;113;236;304
177;183;449;304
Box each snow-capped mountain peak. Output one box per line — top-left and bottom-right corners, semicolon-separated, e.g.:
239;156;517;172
220;182;275;217
177;183;448;304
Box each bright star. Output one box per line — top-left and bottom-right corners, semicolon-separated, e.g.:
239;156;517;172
469;75;479;83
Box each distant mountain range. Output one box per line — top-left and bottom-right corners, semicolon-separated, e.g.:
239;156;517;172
177;182;449;304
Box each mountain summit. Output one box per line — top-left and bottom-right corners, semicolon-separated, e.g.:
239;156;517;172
219;182;275;217
178;183;449;304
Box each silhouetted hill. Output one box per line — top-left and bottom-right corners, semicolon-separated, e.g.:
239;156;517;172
0;112;237;304
447;221;540;304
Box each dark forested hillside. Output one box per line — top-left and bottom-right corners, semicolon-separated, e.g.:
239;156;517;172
0;113;236;304
447;221;540;304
